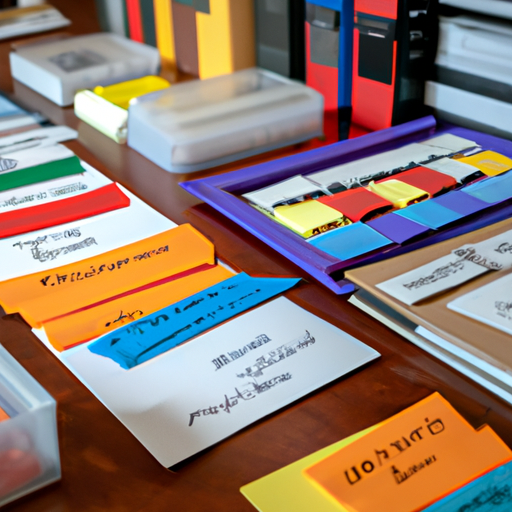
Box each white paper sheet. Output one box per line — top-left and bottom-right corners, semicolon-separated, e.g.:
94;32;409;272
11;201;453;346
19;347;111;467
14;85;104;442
421;157;479;182
0;184;176;281
0;161;111;213
377;254;489;305
243;175;326;211
0;126;77;155
39;297;380;467
309;144;446;189
452;230;512;271
0;143;74;174
418;133;478;153
447;273;512;336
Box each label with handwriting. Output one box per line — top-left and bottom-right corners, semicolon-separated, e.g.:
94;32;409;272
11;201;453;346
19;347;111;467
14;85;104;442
88;272;301;369
303;393;512;512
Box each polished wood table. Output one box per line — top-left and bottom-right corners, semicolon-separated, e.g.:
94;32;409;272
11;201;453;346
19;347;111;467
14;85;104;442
1;3;512;511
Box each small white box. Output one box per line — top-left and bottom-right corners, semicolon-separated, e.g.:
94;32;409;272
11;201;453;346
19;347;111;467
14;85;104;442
0;344;60;507
9;33;160;106
127;68;324;173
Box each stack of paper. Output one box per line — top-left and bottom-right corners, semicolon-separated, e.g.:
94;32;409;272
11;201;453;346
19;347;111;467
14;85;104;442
0;96;380;468
345;217;512;405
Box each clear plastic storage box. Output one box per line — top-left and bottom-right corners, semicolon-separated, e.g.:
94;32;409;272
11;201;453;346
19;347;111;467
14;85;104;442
127;68;324;173
0;344;60;507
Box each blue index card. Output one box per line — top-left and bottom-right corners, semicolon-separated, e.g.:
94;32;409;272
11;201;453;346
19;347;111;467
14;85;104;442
0;95;26;118
461;171;512;204
367;213;430;244
394;199;463;229
432;189;489;216
308;222;392;260
88;272;301;369
422;460;512;512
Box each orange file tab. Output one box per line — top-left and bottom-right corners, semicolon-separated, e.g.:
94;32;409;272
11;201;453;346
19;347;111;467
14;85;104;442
0;224;215;328
303;393;512;512
43;264;234;351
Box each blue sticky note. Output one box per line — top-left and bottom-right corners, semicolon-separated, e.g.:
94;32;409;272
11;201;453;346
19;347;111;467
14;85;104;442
88;273;300;369
367;213;430;244
308;222;392;260
394;200;462;229
422;460;512;512
432;190;489;216
461;171;512;204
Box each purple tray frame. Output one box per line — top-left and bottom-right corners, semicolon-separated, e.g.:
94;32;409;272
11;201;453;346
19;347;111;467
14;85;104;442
181;116;512;294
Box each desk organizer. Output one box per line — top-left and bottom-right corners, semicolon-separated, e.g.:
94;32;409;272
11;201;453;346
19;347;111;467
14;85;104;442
182;116;512;294
0;344;60;506
127;67;324;173
10;33;160;106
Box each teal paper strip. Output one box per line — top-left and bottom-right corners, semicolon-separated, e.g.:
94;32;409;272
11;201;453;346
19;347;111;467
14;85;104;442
88;272;301;369
0;156;84;192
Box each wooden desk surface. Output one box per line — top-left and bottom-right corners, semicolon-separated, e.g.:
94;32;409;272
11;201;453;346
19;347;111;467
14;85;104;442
1;3;512;511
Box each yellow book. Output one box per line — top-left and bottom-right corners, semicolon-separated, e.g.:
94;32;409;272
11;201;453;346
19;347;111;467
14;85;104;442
154;0;176;71
368;179;428;208
196;0;255;79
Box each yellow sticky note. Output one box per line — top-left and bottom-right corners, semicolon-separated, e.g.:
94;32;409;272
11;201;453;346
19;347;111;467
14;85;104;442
368;179;429;208
458;150;512;176
303;393;512;512
93;76;170;110
241;426;378;512
42;264;234;351
274;200;350;238
0;224;215;328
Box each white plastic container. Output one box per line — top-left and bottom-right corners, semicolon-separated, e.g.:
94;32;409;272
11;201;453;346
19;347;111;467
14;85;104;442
0;344;60;507
10;33;160;106
127;68;324;173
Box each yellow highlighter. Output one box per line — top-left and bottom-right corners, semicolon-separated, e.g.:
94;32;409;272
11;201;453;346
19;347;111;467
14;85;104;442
458;150;512;176
273;200;350;238
367;179;429;208
94;75;171;110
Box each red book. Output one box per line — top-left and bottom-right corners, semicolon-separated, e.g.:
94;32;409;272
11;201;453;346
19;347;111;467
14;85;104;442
125;0;144;43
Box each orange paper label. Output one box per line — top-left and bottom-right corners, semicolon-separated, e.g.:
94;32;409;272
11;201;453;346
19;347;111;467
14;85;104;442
0;406;9;422
43;264;234;351
303;393;512;512
0;224;215;327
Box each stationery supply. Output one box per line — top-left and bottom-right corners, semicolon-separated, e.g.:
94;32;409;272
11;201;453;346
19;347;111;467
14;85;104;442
36;296;379;467
241;393;512;512
182;117;512;293
0;144;74;174
9;33;160;106
127;67;324;173
88;273;301;369
42;263;235;352
448;273;512;337
0;4;70;41
74;75;170;143
0;161;112;213
0;126;77;155
303;393;512;512
0;155;86;192
0;344;60;507
0;182;130;238
346;217;512;405
422;459;512;512
0;224;215;328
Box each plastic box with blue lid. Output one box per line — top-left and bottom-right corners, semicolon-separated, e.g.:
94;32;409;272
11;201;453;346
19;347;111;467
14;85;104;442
127;67;324;173
0;344;60;507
